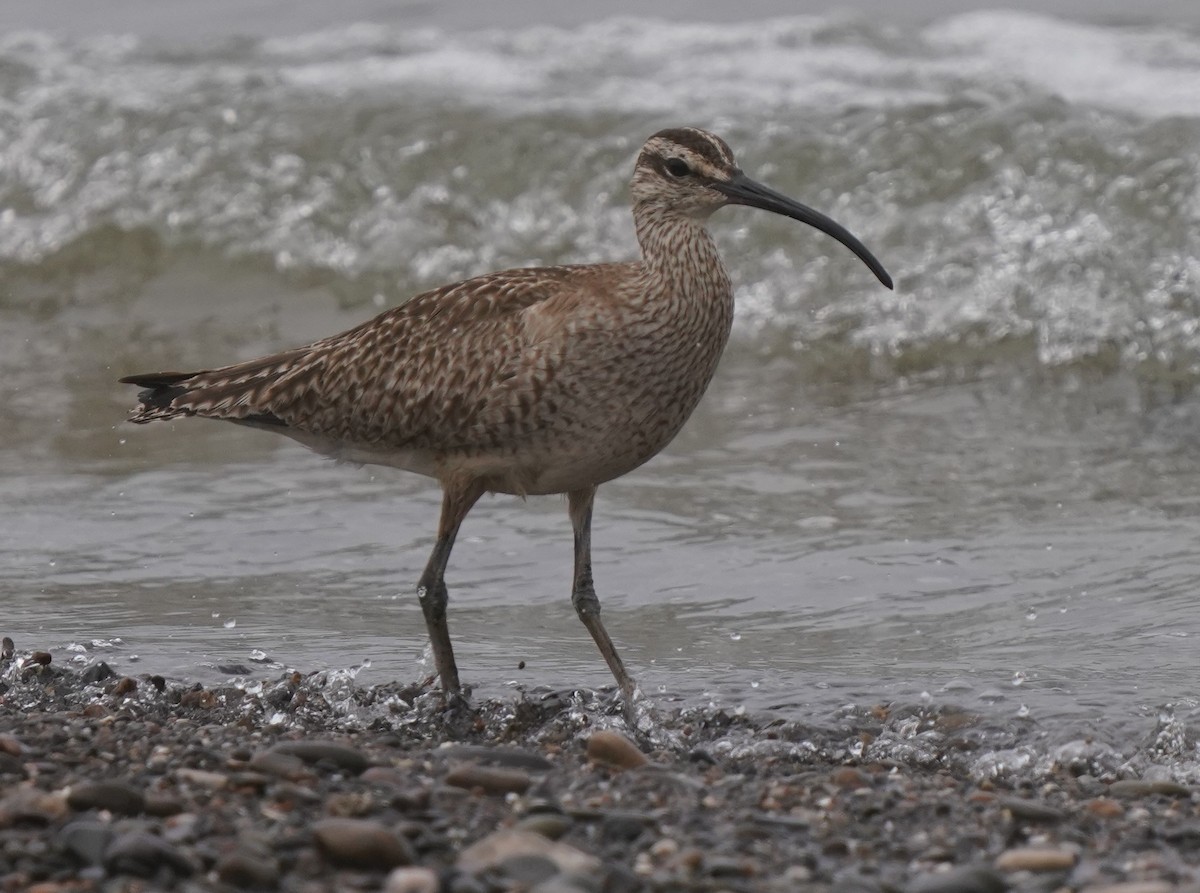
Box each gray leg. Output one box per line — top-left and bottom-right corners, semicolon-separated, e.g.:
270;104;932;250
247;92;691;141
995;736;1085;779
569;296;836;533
567;486;636;700
418;480;484;701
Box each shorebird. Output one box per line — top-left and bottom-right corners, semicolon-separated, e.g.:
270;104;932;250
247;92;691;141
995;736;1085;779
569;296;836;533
121;127;892;705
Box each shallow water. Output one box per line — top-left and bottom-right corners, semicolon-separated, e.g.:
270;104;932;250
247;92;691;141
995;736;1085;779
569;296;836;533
2;5;1200;762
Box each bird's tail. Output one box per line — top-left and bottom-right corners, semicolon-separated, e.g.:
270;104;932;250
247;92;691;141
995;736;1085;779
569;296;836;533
119;351;310;427
120;371;196;422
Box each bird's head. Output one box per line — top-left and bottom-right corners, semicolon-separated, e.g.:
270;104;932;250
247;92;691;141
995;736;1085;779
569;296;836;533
631;127;893;289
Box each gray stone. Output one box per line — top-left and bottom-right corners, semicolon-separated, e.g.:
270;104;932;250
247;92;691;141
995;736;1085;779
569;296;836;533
270;740;369;774
104;831;194;877
67;781;145;816
445;763;531;795
907;865;1008;893
216;846;281;889
59;820;114;865
442;744;553;771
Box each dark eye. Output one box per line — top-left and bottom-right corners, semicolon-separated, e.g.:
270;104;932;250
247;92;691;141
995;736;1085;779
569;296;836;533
664;157;690;177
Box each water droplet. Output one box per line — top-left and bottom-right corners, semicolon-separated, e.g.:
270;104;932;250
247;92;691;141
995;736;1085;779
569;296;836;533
1025;609;1038;621
729;631;742;642
750;680;760;689
1016;704;1030;718
211;612;220;619
223;618;236;629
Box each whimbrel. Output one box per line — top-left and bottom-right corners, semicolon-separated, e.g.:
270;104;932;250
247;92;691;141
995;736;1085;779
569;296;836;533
121;127;892;704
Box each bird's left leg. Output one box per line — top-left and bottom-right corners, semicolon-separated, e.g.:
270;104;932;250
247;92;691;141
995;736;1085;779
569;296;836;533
567;485;636;702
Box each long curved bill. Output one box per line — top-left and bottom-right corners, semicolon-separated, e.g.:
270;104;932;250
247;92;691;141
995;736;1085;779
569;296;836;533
713;172;893;290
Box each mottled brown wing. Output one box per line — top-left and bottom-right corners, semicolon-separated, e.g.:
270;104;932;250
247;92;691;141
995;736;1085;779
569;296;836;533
123;264;624;452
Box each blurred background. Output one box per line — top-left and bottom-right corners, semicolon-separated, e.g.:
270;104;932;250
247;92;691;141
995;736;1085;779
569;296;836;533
2;1;1198;751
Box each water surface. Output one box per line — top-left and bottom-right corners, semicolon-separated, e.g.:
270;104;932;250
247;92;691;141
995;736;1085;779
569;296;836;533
2;6;1199;769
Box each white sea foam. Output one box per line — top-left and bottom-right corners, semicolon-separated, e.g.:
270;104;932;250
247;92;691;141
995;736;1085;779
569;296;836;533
258;13;1200;120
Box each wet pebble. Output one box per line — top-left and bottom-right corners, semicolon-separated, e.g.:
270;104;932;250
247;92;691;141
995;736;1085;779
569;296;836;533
445;763;532;795
384;866;441;893
1079;883;1174;893
111;676;138;697
586;730;648;770
59;820;113;865
999;795;1066;822
458;828;599;876
1108;779;1192;798
831;767;871;790
179;688;217;709
1086;798;1124;818
0;734;22;757
442;744;553;771
215;846;281;888
249;749;311;779
0;787;69;825
529;872;600;893
80;662;115;684
270;739;369;774
66;780;145;815
515;812;573;840
994;846;1077;872
104;831;194;877
600;811;647;843
312;817;415;870
907;865;1008;893
144;791;184;817
176;767;229;790
499;853;560;885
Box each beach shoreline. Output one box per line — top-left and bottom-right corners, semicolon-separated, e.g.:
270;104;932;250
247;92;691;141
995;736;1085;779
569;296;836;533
1;640;1196;892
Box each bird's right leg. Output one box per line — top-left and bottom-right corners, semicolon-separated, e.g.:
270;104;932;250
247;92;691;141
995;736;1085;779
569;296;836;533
417;479;484;703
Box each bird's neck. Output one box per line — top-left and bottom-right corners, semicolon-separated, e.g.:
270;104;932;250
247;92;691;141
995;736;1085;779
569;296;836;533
632;202;733;306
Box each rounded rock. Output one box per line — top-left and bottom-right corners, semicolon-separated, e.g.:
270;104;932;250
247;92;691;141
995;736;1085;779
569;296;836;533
104;831;194;877
249;749;311;779
999;796;1065;823
271;740;369;774
458;829;599;877
515;813;573;840
59;820;114;866
994;847;1077;872
312;817;415;870
908;866;1007;893
384;866;441;893
586;730;648;770
66;781;145;816
176;767;229;790
442;745;553;772
216;848;281;888
1079;883;1175;893
445;763;531;795
1108;779;1191;798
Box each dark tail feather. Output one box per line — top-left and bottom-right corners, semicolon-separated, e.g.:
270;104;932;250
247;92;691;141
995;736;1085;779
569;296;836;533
119;368;289;427
118;371;196;412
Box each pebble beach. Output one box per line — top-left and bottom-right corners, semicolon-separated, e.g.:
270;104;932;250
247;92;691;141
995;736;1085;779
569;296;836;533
2;639;1198;892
